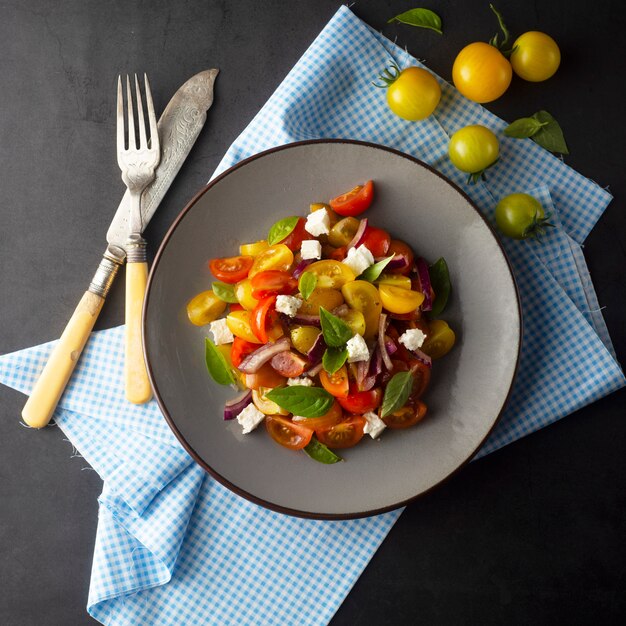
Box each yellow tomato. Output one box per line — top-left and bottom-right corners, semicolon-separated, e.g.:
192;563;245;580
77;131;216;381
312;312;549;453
239;240;270;256
375;274;412;289
305;260;356;289
299;287;345;315
186;290;227;326
379;284;425;314
249;244;294;277
452;42;512;103
234;278;259;310
253;388;289;415
328;217;360;247
226;310;262;343
386;66;441;121
341;281;382;339
421;319;456;359
335;307;366;336
510;31;560;82
290;326;322;355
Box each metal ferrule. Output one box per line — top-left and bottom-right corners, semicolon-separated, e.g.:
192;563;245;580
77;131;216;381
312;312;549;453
125;233;148;263
89;252;124;298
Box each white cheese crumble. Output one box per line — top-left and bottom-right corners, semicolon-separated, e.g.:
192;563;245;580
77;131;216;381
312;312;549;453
287;377;314;387
398;328;427;351
300;239;322;260
304;208;330;236
346;333;369;363
343;244;375;276
363;411;386;439
275;295;303;317
236;403;266;434
209;318;234;345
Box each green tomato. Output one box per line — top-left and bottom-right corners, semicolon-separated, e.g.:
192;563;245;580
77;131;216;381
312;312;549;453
495;193;553;240
448;125;499;182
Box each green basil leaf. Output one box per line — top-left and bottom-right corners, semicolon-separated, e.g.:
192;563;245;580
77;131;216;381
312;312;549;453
530;111;569;155
358;255;395;283
266;386;334;418
381;371;414;418
322;347;348;375
503;117;547;139
204;338;235;386
303;437;343;464
319;307;353;348
429;257;451;317
388;8;443;34
267;216;299;246
212;281;238;303
299;272;317;301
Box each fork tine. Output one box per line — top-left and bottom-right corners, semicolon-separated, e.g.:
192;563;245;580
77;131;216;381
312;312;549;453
144;73;159;151
116;75;125;154
134;74;148;149
125;75;136;150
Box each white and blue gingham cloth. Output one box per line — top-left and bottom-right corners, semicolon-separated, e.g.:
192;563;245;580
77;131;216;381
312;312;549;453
1;7;624;625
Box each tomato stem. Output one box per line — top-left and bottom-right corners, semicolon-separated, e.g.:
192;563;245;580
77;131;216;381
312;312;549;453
488;4;511;51
373;62;401;89
523;212;556;239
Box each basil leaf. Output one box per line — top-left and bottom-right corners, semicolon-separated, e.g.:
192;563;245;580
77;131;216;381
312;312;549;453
358;255;395;283
266;386;334;418
205;338;235;386
380;371;414;418
429;257;451;317
212;281;238;303
319;307;353;348
322;347;348;375
267;216;299;246
299;272;317;301
531;111;569;155
303;437;342;464
503;117;547;139
388;8;443;34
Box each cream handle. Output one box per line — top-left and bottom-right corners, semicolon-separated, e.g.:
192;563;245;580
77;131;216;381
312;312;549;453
125;261;152;404
21;291;104;428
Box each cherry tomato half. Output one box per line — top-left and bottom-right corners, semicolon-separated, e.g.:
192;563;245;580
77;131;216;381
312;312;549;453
330;180;374;217
316;415;366;449
266;415;313;450
387;239;415;275
320;365;350;398
251;270;298;299
383;400;427;429
230;337;258;368
337;386;382;414
361;226;391;257
277;217;308;251
209;255;254;284
186;290;227;326
250;296;277;343
379;284;424;314
421;319;456;359
293;401;343;431
244;363;286;390
270;351;307;378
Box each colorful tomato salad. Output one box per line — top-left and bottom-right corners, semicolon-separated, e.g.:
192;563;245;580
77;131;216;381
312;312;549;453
186;180;456;464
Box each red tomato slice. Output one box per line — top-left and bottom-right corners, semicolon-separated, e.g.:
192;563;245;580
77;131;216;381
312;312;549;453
329;246;348;261
278;217;308;251
270;351;307;378
316;415;366;449
409;361;431;399
266;415;313;450
383;400;427;429
337;386;382;414
250;270;298;299
250;295;276;343
229;303;245;312
387;239;415;275
361;226;391;257
319;366;349;397
244;363;286;390
293;401;343;431
329;180;374;217
209;255;253;283
230;337;258;368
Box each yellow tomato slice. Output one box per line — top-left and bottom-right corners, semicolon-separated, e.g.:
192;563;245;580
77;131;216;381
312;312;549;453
299;287;345;315
290;326;322;355
234;278;259;310
253;387;289;415
341;281;382;339
249;244;294;278
305;260;356;289
336;307;366;336
328;217;360;247
379;284;425;314
240;240;270;257
226;310;262;343
375;274;412;289
421;319;456;359
186;290;227;326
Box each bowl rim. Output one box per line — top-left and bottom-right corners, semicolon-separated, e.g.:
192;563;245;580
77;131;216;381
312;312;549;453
143;138;523;520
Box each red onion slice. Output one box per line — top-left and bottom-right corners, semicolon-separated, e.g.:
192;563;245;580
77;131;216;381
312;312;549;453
223;390;253;420
386;253;410;272
292;259;314;279
378;313;393;371
237;337;291;374
415;257;433;311
305;362;324;377
355;358;369;389
307;332;326;365
347;218;368;250
383;335;397;355
412;348;432;368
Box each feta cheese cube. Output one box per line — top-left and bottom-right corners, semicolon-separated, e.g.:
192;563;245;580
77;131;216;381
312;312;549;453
343;244;375;276
304;208;330;236
287;377;314;387
275;295;303;317
236;404;266;434
300;239;322;260
346;333;369;363
209;318;234;345
363;411;386;439
398;328;427;351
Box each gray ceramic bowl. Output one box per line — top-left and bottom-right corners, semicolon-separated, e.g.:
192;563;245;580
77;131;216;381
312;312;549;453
144;140;521;519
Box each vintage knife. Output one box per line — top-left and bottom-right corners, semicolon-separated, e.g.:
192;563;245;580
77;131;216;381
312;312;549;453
21;69;219;428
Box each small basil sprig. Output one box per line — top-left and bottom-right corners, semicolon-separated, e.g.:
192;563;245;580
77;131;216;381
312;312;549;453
387;8;443;34
359;255;395;283
322;347;348;375
319;307;353;348
205;338;235;386
212;281;238;303
304;437;343;464
380;371;414;417
267;216;299;246
299;272;317;300
429;257;451;317
266;386;334;418
504;111;569;154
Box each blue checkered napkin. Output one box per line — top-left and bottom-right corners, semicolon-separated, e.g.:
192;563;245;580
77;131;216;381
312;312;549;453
0;6;624;626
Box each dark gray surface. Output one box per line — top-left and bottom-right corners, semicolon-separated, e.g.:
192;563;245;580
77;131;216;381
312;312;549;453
0;1;624;624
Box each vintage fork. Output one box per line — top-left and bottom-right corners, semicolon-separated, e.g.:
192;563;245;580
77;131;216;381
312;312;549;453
117;74;161;403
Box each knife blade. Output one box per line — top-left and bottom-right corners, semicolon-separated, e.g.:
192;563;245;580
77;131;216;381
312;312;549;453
22;69;218;428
